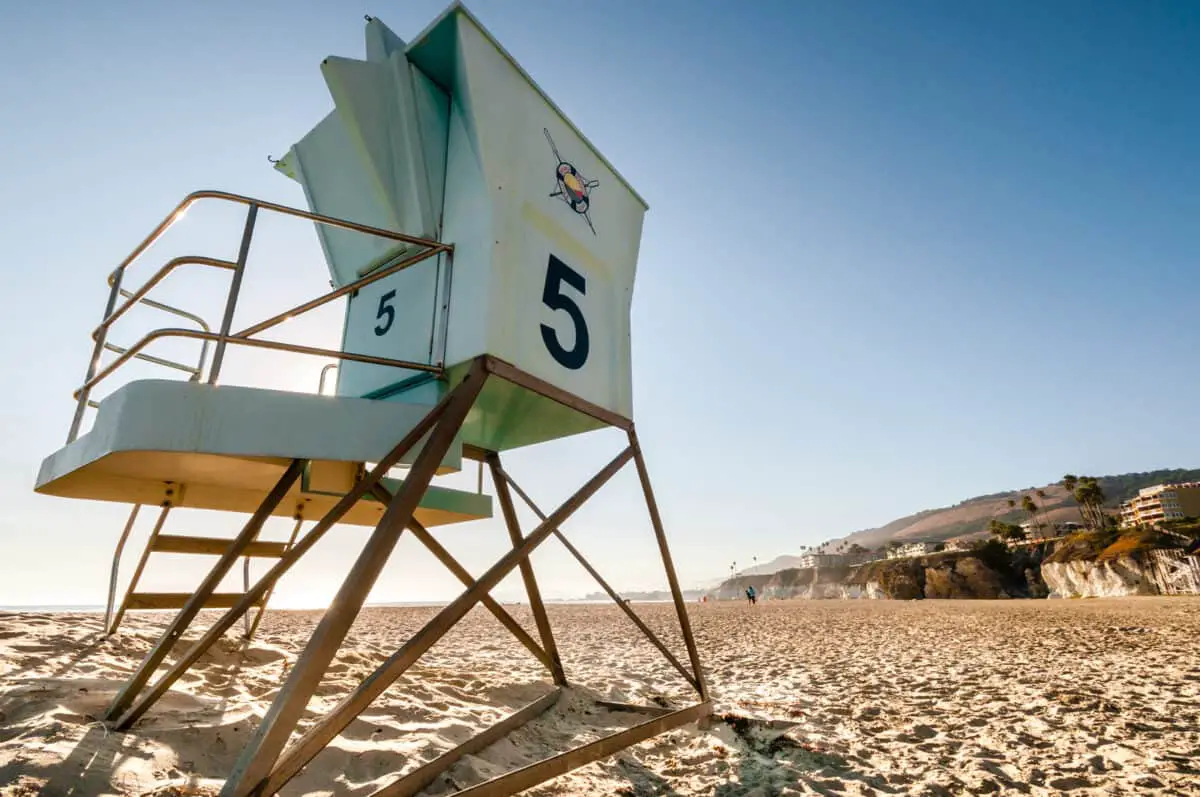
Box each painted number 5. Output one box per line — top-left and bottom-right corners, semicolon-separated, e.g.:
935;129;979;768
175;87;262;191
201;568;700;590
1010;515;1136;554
540;254;589;370
374;289;396;336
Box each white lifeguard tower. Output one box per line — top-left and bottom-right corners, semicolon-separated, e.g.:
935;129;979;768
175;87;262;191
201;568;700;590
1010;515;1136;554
34;4;709;795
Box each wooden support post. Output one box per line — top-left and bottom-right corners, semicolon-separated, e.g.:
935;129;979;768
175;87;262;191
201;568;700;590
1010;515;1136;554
628;428;708;700
112;380;461;730
495;466;700;693
108;504;171;635
220;365;488;797
368;689;562;797
487;452;566;686
105;460;305;721
247;446;633;797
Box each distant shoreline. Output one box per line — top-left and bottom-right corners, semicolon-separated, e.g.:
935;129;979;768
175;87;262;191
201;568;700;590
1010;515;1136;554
0;598;676;614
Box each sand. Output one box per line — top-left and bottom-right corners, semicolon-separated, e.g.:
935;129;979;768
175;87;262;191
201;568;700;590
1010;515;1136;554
1;597;1198;796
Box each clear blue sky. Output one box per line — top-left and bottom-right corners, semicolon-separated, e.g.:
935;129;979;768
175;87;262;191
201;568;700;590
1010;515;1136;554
1;0;1197;606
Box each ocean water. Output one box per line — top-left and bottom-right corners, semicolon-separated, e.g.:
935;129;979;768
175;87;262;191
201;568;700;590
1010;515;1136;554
0;605;105;613
0;598;665;614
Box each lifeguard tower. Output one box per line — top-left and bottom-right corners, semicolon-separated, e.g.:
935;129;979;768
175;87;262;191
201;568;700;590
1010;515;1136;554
34;3;709;794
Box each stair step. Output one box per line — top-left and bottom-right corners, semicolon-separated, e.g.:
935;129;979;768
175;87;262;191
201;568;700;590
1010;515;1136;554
151;534;289;558
127;592;259;610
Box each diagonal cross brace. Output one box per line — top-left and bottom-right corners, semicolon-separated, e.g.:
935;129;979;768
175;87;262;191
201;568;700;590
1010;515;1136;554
245;446;634;797
368;688;563;797
220;365;489;796
111;365;474;729
368;484;552;671
487;452;566;686
493;464;700;693
449;700;713;796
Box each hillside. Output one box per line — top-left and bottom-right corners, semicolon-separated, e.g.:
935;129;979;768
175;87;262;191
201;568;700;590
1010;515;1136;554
747;468;1200;575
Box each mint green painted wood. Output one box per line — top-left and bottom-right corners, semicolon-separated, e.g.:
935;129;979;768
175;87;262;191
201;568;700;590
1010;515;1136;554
278;3;648;449
36;380;463;487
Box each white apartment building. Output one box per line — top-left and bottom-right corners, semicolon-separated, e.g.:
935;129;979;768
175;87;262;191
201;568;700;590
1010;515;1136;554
1120;482;1200;528
887;541;938;559
797;553;846;569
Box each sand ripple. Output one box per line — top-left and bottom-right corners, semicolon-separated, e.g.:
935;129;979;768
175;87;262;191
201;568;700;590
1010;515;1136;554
1;598;1198;795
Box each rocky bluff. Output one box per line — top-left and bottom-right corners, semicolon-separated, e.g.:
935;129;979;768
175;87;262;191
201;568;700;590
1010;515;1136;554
711;544;1200;600
712;546;1047;601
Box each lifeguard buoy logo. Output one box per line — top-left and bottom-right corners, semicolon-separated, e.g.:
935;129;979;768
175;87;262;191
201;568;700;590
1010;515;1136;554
544;128;599;234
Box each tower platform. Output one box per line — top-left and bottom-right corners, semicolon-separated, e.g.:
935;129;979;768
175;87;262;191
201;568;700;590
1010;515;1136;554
36;379;491;527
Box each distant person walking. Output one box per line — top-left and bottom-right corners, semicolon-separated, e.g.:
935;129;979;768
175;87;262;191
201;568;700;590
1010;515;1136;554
745;585;757;605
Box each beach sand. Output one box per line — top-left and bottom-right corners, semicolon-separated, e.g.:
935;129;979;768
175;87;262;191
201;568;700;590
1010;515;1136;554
1;597;1198;795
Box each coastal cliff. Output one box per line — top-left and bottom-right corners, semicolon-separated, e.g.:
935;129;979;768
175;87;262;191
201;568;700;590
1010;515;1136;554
1042;549;1200;598
709;544;1200;600
711;547;1047;601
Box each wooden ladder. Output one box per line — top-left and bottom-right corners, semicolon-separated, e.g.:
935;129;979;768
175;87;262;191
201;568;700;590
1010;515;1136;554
105;504;303;639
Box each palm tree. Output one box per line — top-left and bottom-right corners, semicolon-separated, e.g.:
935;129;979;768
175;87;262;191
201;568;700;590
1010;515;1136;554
1034;489;1051;533
988;518;1025;542
1075;477;1107;531
1021;494;1039;535
1062;475;1082;526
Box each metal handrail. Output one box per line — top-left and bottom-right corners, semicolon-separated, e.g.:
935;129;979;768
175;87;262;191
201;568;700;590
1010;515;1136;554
103;342;200;377
73;329;442;401
121;291;212;335
96;256;234;339
68;190;453;444
235;245;448;339
105;189;443;286
118;290;213;382
318;364;339;396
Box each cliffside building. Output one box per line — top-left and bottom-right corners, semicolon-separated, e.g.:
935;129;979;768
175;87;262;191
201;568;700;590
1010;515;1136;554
888;541;939;559
1018;521;1081;542
797;553;846;569
1119;483;1200;528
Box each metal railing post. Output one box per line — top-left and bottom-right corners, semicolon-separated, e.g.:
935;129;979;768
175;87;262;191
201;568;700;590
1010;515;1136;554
318;364;338;396
208;204;258;385
63;190;449;439
104;504;141;633
68;266;126;443
116;291;213;380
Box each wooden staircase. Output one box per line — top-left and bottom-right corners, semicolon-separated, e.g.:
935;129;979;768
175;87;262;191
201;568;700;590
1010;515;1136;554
106;504;302;639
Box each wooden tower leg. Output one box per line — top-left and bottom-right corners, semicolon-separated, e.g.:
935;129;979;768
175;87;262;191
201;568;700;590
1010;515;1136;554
488;452;566;686
492;467;701;693
108;504;171;636
219;365;487;797
238;446;633;797
628;427;708;700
